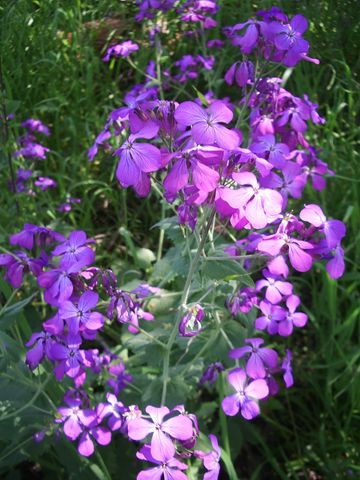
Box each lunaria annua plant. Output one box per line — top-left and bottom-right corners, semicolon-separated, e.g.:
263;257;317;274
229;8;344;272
0;2;346;479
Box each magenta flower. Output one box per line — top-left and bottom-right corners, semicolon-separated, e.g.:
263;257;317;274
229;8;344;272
229;338;278;379
59;291;104;335
127;406;193;461
255;269;293;304
278;295;307;336
299;204;346;248
226;287;258;316
52;230;95;269
222;368;269;420
103;40;139;62
136;444;188;480
174;100;240;150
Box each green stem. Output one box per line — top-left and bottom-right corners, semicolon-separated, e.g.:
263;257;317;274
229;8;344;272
219;373;239;480
95;450;112;480
160;209;216;406
0;374;52;422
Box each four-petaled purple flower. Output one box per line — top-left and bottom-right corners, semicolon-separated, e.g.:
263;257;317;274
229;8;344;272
103;41;139;62
175;100;240;150
222;368;269;419
229;338;278;379
52;230;95;269
59;291;104;335
136;444;188;480
127;406;193;461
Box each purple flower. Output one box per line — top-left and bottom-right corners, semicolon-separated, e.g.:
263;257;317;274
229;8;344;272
136;444;188;480
221;368;269;419
88;129;111;162
10;224;65;250
115;123;161;196
195;434;221;480
224;61;254;87
103;41;139;62
255;300;285;335
325;244;345;280
97;393;127;431
257;232;314;272
229;338;278;379
56;397;90;441
163;151;220;199
200;362;224;386
52;231;95;269
277;295;307;336
250;134;289;168
300;204;346;249
255;269;293;304
57;197;81;213
225;20;259;54
38;264;79;306
108;361;133;395
226;288;258;316
127;405;193;461
26;331;56;369
34;176;57;190
59;291;104;335
179;304;204;337
21;118;50;136
11;168;32;193
0;251;43;288
76;411;112;457
14;142;50;160
271;15;313;66
51;334;92;380
218;172;283;229
175;101;240;150
282;350;294;388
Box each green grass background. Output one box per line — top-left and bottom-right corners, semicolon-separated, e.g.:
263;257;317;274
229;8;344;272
0;0;359;478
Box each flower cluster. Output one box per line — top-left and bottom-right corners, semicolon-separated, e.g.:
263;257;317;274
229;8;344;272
1;4;347;479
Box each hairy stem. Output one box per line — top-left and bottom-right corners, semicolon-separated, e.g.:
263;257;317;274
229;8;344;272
160;209;216;406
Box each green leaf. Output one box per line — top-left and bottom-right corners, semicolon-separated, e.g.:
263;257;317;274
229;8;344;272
151;246;189;282
201;257;254;287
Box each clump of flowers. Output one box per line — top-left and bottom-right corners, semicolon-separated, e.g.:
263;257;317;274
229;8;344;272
1;3;346;479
